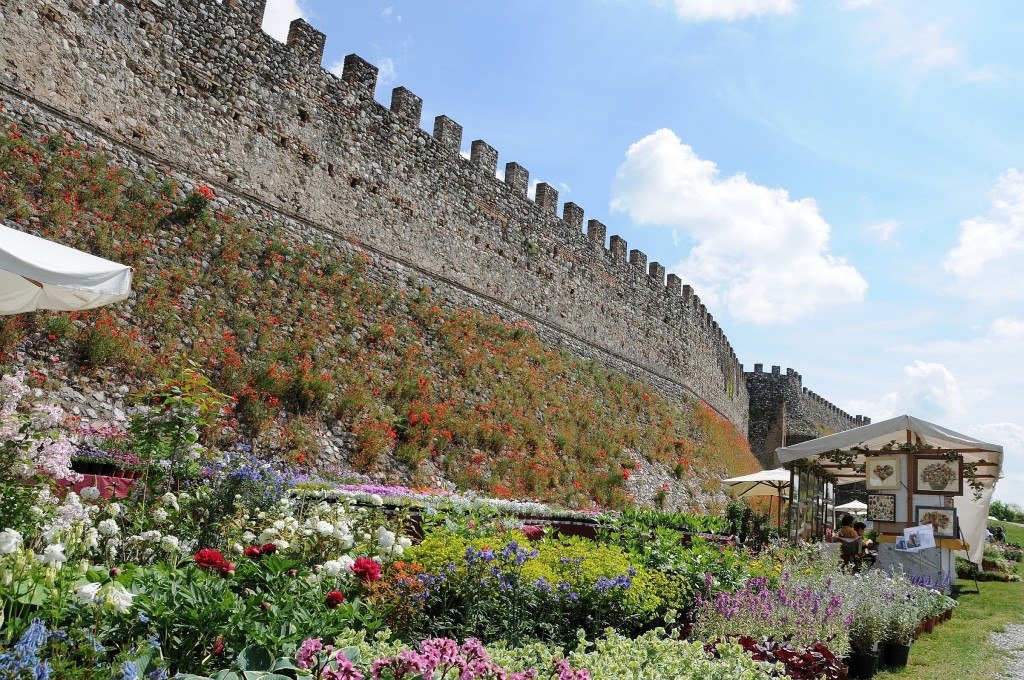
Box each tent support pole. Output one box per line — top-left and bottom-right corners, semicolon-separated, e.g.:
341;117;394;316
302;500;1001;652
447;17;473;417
958;524;980;595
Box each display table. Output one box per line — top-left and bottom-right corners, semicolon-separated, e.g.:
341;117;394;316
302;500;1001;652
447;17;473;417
874;540;960;592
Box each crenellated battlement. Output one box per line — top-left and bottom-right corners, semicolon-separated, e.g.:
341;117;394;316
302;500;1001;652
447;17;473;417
745;364;869;467
0;0;752;428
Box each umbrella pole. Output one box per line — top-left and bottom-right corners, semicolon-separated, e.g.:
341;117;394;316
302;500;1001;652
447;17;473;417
776;487;782;530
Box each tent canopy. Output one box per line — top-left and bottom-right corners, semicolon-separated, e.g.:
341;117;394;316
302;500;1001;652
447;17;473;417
0;223;132;314
777;414;1002;475
776;414;1002;565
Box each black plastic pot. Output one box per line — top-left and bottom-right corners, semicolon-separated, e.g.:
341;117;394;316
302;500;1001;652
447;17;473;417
847;650;879;679
882;641;911;669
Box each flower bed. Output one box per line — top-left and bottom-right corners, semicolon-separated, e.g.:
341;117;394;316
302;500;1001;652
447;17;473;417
0;371;954;678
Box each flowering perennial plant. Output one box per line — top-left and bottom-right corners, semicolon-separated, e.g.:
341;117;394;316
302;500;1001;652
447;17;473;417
692;573;851;656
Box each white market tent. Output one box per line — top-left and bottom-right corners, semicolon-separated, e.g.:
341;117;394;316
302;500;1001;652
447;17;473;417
777;414;1002;565
0;223;132;315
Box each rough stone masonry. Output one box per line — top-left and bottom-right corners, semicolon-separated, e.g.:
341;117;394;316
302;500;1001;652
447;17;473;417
0;0;866;465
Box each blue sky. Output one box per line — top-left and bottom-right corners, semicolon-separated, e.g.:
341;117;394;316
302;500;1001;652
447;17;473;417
260;0;1024;506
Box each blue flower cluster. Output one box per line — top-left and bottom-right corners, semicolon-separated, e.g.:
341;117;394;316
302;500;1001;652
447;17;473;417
593;574;633;591
0;619;51;680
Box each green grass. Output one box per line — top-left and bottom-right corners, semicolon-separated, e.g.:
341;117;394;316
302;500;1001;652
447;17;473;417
876;522;1024;679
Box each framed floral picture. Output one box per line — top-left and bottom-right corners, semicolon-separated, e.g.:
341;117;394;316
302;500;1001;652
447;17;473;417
916;505;958;539
865;456;901;490
913;455;963;495
867;493;896;522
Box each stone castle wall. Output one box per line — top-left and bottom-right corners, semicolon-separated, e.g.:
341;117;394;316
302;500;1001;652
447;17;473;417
0;0;749;428
745;365;869;468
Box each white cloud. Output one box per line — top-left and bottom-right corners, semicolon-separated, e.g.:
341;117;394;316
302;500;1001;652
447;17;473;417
848;361;975;422
376;57;397;89
849;7;991;83
610;129;867;324
261;0;305;43
877;21;963;74
670;0;796;21
970;422;1024;507
381;6;402;21
944;169;1024;300
990;317;1024;340
867;219;901;246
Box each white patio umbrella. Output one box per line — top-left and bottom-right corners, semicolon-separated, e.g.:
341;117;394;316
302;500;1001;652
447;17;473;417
835;500;868;515
722;467;791;527
0;224;132;314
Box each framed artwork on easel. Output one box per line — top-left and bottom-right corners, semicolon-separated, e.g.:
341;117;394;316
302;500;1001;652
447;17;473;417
916;505;958;539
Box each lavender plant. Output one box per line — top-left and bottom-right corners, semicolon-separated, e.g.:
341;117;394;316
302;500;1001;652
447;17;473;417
690;572;852;656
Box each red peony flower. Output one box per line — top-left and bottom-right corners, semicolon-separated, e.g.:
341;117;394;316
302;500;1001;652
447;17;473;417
260;542;278;555
220;561;236;578
194;548;226;569
351;557;382;583
244;546;262;558
325;590;345;608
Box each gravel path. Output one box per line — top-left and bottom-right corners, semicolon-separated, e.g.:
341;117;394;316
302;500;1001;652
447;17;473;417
991;624;1024;678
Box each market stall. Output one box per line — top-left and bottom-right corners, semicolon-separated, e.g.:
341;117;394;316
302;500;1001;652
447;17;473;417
776;415;1002;588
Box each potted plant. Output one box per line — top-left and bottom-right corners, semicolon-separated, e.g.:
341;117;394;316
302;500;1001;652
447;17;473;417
847;601;887;679
105;450;144;479
943;595;957;620
70;445;118;476
882;600;917;669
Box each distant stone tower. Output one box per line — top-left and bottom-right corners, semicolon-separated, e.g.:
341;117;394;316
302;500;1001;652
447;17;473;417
745;365;869;468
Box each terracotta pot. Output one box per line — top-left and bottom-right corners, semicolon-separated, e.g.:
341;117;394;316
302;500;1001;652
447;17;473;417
944;608;953;620
923;617;935;633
